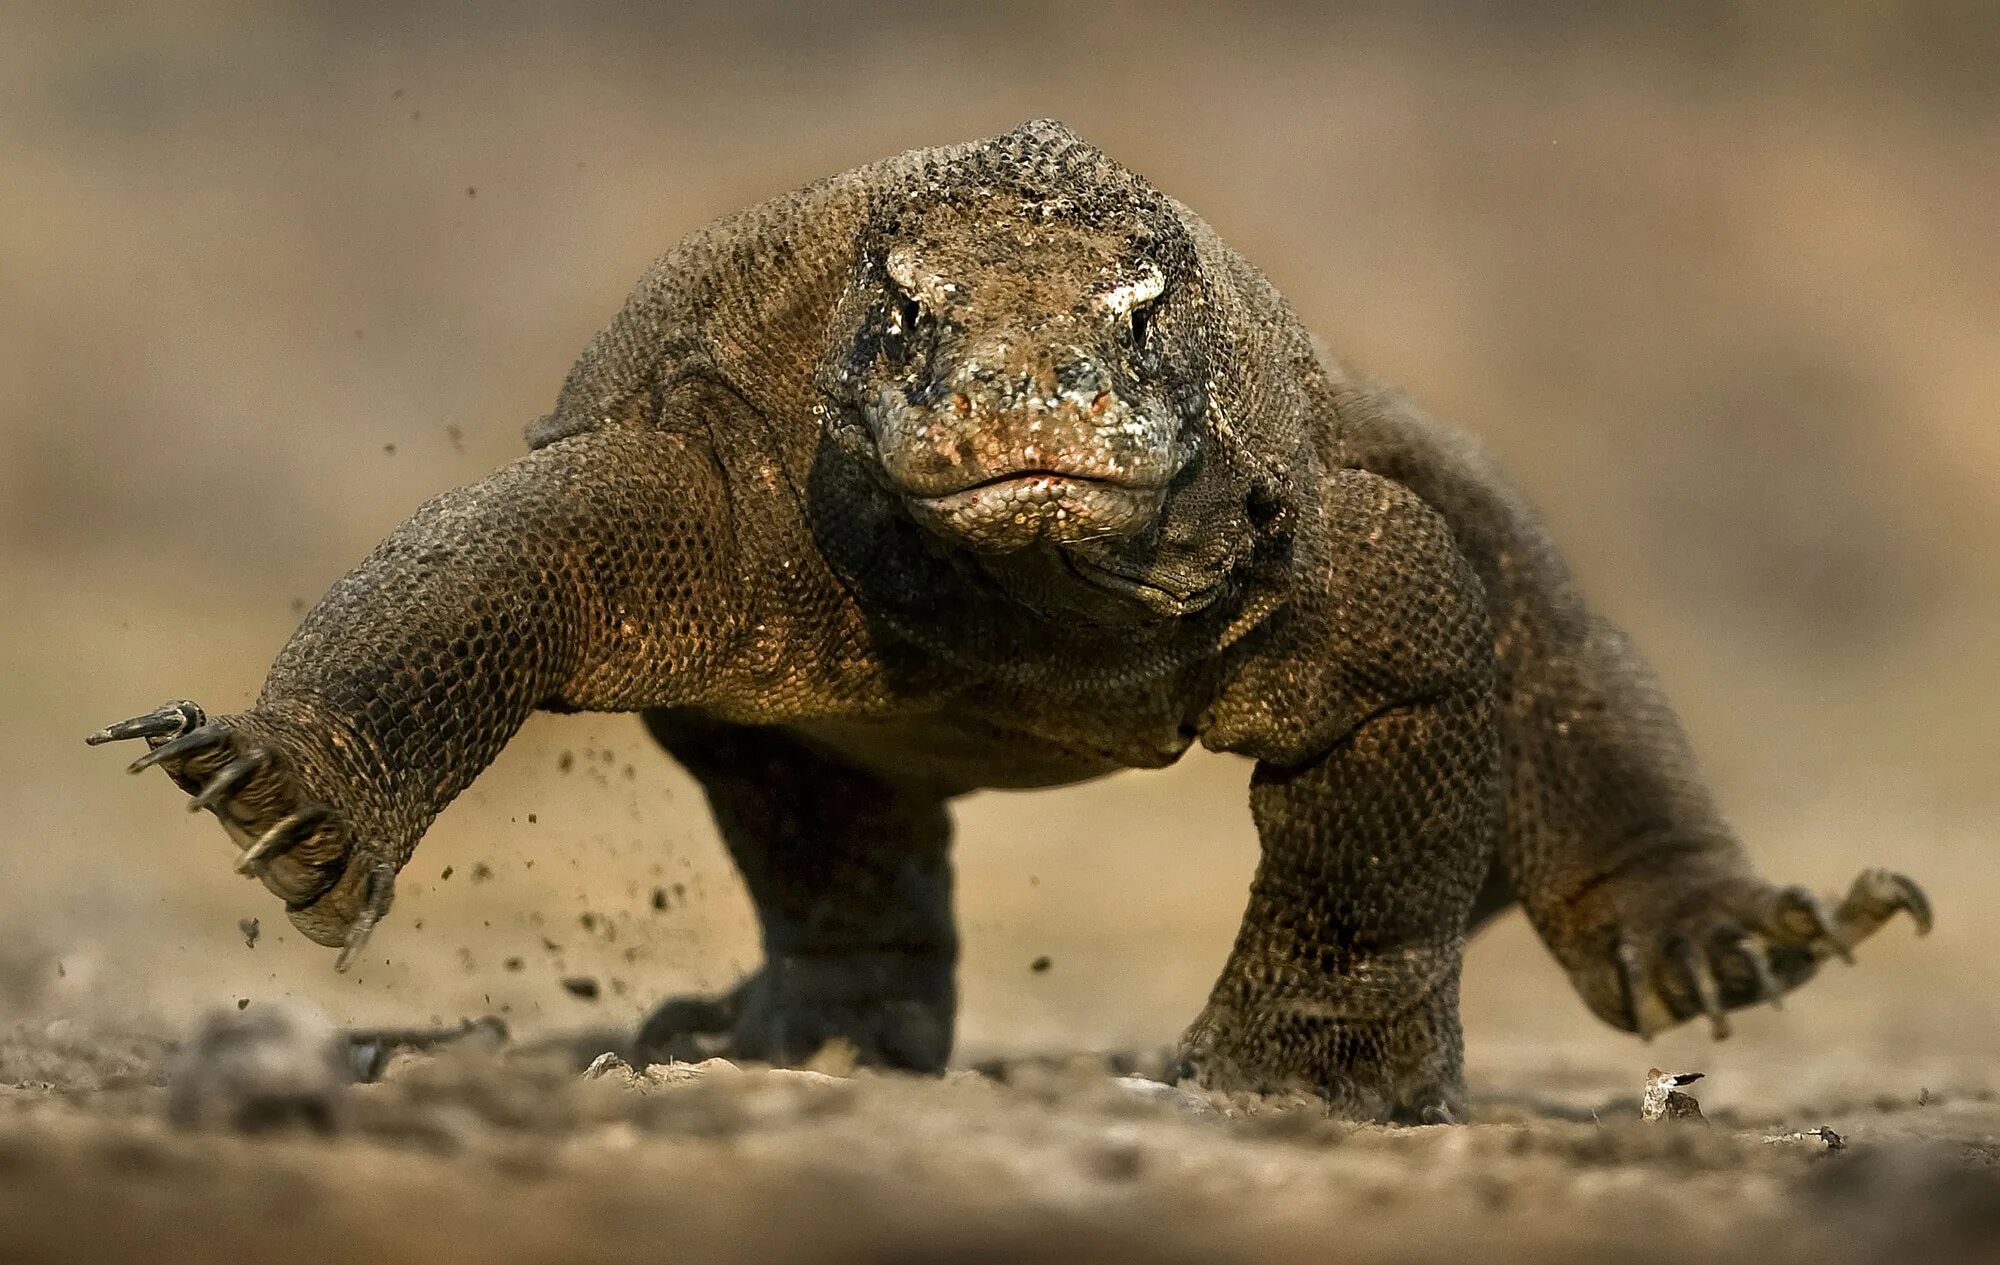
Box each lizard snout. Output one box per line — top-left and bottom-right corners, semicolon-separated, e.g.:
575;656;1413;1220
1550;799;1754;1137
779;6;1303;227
871;352;1175;491
868;363;1176;553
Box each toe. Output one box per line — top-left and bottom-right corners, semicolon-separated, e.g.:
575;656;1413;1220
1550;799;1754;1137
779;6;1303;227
333;861;397;973
1767;885;1855;963
1666;936;1730;1040
635;976;751;1061
186;746;273;814
1715;931;1787;1011
237;805;332;876
125;724;230;775
284;847;388;951
87;701;206;746
1611;934;1655;1036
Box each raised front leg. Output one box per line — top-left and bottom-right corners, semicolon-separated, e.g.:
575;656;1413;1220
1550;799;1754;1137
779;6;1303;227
638;714;956;1072
1184;471;1501;1122
89;426;745;965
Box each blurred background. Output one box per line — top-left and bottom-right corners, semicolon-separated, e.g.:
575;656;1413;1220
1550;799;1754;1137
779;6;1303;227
3;1;1995;1110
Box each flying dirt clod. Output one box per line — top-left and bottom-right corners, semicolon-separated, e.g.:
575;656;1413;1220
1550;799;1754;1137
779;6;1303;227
88;120;1930;1123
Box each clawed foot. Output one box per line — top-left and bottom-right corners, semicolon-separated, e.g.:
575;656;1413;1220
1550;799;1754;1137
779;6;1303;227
1172;1007;1466;1125
1562;867;1931;1039
88;700;391;969
635;952;955;1072
1171;955;1469;1125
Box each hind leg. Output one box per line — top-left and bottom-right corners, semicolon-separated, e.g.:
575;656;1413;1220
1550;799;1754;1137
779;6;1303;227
1345;395;1930;1041
637;711;956;1071
1471;628;1930;1039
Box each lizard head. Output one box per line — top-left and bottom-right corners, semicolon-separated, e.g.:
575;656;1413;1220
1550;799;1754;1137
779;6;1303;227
819;121;1248;620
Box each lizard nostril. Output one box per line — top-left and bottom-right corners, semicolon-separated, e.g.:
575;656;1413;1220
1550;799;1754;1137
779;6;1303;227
950;392;971;415
1090;391;1111;415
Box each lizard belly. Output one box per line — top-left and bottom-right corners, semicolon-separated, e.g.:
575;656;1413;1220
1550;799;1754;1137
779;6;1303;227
789;706;1196;791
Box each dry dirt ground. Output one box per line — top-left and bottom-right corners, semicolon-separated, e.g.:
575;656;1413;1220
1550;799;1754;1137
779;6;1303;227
0;1016;1996;1265
5;5;1999;1263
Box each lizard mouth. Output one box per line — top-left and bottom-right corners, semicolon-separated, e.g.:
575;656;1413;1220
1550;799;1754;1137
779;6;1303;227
1058;551;1227;617
903;471;1166;553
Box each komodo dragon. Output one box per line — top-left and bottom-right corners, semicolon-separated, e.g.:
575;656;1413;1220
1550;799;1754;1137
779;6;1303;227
89;120;1929;1122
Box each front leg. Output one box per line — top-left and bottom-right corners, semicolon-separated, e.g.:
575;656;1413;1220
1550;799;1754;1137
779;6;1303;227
1181;472;1500;1122
89;425;744;964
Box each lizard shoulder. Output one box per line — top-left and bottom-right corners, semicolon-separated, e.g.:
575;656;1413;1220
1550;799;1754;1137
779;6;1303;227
1201;469;1493;766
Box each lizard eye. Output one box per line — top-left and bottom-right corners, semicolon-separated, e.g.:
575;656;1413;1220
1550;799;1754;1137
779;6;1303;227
882;248;929;356
1128;301;1156;351
1104;267;1165;355
893;292;922;338
879;289;924;363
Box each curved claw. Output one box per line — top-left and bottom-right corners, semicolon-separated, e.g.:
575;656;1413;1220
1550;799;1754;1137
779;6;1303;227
1773;886;1854;964
236;805;330;875
1885;873;1934;936
1419;1102;1461;1126
186;747;272;814
1669;937;1730;1040
1841;869;1933;939
1612;935;1652;1038
88;701;206;747
125;725;229;774
334;860;396;973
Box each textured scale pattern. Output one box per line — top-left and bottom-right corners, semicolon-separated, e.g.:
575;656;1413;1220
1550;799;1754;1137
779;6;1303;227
92;120;1928;1120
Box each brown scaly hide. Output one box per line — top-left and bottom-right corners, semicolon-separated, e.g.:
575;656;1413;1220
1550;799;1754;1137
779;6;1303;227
91;120;1926;1122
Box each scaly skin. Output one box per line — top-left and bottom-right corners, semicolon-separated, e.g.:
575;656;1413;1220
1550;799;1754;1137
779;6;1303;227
90;121;1928;1121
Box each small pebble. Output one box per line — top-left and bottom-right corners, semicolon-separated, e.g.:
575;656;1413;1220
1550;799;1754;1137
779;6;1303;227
583;1052;630;1080
1764;1126;1845;1152
1111;1077;1215;1117
1641;1068;1706;1123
